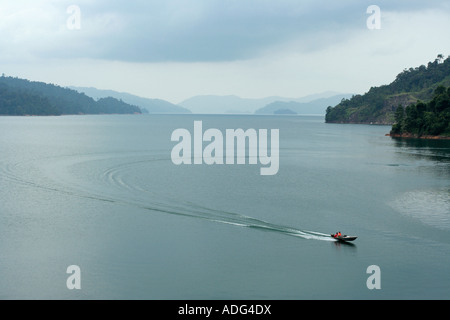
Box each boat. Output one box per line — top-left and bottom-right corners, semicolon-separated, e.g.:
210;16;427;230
330;234;357;242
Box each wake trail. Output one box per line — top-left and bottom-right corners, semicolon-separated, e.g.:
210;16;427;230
140;201;335;242
1;154;335;243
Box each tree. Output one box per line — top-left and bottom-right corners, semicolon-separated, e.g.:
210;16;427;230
327;55;450;124
390;86;450;137
395;105;404;122
391;105;404;134
0;76;142;116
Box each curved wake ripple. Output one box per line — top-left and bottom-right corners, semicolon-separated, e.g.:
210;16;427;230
0;152;335;242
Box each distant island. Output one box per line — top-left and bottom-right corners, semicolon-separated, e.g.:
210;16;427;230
178;92;352;115
254;95;352;115
0;76;142;116
326;55;450;126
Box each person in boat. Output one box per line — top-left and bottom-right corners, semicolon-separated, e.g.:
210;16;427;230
333;231;342;238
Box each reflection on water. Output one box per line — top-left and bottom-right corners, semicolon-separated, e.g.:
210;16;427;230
392;137;450;163
389;188;450;230
332;241;357;249
391;138;450;178
390;138;450;229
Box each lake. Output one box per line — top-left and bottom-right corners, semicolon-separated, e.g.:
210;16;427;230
0;114;449;299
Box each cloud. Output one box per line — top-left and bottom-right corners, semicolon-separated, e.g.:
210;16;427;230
1;0;447;64
1;0;449;104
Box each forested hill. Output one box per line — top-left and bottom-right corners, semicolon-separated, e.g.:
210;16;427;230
0;76;142;116
325;55;450;124
390;86;450;138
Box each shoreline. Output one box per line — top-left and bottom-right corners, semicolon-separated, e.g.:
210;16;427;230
386;133;450;140
326;121;393;125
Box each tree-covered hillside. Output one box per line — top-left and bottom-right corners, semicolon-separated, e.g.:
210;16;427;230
390;86;450;137
326;55;450;124
0;76;142;116
70;86;191;114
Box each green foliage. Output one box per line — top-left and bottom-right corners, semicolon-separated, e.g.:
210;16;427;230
391;105;404;134
391;86;450;137
0;82;60;115
0;76;142;116
326;55;450;124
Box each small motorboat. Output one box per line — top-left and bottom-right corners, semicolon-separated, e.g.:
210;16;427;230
330;234;357;242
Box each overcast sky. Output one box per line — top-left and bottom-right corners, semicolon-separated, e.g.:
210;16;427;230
1;0;449;103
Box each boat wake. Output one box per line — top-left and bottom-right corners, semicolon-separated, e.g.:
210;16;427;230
0;151;335;242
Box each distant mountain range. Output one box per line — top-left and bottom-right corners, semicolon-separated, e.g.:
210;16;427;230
0;75;353;117
70;87;191;114
254;95;353;115
178;91;352;114
72;87;352;115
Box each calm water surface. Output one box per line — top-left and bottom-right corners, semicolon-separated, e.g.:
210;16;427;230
0;115;449;299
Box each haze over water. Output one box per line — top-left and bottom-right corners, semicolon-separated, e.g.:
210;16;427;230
0;114;449;299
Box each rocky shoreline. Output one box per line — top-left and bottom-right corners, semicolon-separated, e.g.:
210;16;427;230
386;133;450;140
